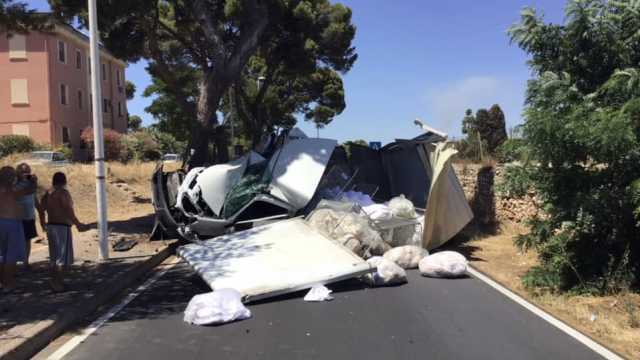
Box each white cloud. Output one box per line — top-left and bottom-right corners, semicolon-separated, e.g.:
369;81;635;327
424;76;525;137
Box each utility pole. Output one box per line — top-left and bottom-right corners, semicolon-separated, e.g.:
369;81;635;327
88;0;109;260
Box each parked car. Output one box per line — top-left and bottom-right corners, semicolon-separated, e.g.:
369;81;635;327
162;153;181;163
24;151;70;166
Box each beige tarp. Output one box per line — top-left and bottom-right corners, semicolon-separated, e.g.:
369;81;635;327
423;143;473;250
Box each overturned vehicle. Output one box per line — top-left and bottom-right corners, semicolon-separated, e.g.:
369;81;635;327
151;128;472;250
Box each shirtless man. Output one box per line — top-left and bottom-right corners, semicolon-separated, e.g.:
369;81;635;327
39;172;85;291
0;166;37;291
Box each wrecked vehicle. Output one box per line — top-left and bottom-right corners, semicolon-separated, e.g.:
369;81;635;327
151;127;472;251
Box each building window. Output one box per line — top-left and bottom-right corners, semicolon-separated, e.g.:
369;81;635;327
118;102;123;117
116;69;122;86
57;40;66;63
102;63;107;81
62;127;70;144
8;34;27;60
60;83;68;105
76;50;82;70
87;56;91;74
10;79;29;105
78;90;83;110
103;98;109;112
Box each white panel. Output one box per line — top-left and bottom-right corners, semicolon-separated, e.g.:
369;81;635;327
12;124;29;136
8;34;27;59
10;79;29;105
177;218;372;302
267;138;337;210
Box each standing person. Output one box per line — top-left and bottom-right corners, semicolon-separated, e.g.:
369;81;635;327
0;166;37;291
39;172;85;292
15;163;40;268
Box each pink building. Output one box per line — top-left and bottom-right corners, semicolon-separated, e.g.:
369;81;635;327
0;22;128;159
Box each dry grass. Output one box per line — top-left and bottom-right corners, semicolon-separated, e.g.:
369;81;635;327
462;222;640;359
0;154;157;240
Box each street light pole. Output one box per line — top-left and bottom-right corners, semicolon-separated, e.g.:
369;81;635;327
88;0;109;260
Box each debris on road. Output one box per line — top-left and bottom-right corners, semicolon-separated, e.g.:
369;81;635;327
383;245;429;269
304;285;334;302
161;126;475;322
419;251;468;278
364;256;407;286
184;288;251;326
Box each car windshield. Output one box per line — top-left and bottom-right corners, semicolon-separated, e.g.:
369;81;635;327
31;152;53;160
163;154;178;161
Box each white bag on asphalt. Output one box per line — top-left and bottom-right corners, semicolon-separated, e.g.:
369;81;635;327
184;289;251;326
419;251;468;278
383;245;429;269
364;256;407;286
304;285;334;302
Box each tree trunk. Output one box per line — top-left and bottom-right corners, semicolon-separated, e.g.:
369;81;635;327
188;73;230;168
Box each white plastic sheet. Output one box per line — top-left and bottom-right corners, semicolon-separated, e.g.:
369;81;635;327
183;289;251;326
304;285;334;302
419;251;468;278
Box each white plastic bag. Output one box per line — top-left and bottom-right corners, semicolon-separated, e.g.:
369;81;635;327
383;245;429;269
419;251;468;278
184;289;251;326
364;256;407;286
362;203;393;221
304;285;334;302
388;195;417;219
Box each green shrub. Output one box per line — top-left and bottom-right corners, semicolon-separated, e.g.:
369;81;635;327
0;135;36;158
122;131;162;162
81;127;125;161
54;146;72;160
496;165;535;198
497;138;528;163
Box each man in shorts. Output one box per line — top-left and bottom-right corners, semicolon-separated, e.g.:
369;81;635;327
15;163;40;268
0;166;37;291
39;172;85;291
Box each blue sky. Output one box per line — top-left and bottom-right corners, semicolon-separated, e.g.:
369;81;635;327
29;0;565;144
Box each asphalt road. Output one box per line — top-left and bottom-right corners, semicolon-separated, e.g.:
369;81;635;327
56;260;605;360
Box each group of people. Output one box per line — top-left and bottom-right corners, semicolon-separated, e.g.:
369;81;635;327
0;163;85;293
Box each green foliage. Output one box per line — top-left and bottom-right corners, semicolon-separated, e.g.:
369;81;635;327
0;134;36;157
0;0;50;33
54;145;72;160
121;131;161;162
458;104;508;161
497;138;528;163
128;115;143;131
509;0;640;294
125;81;136;101
496;165;535;198
81;128;124;161
341;139;368;157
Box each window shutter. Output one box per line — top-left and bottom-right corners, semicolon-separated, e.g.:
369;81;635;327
9;34;27;60
10;79;29;105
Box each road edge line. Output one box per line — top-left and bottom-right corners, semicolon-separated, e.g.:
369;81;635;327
47;257;181;360
1;243;176;360
467;266;625;360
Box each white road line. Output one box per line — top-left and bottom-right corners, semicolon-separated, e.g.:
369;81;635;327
47;257;181;360
467;266;624;360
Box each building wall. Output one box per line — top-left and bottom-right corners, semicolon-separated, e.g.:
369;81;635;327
0;32;52;144
47;29;128;159
0;26;128;160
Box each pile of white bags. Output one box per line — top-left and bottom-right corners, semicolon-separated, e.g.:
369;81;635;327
307;208;390;258
383;245;429;269
364;256;407;286
419;251;468;278
184;289;251;326
388;194;417;219
304;285;334;302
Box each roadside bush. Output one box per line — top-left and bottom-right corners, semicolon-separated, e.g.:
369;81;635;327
81;127;124;161
0;135;36;158
54;146;73;160
497;138;528;163
509;1;640;294
496;164;535;198
122;131;162;162
148;129;186;155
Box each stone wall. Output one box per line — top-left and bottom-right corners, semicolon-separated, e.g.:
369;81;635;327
453;163;539;224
